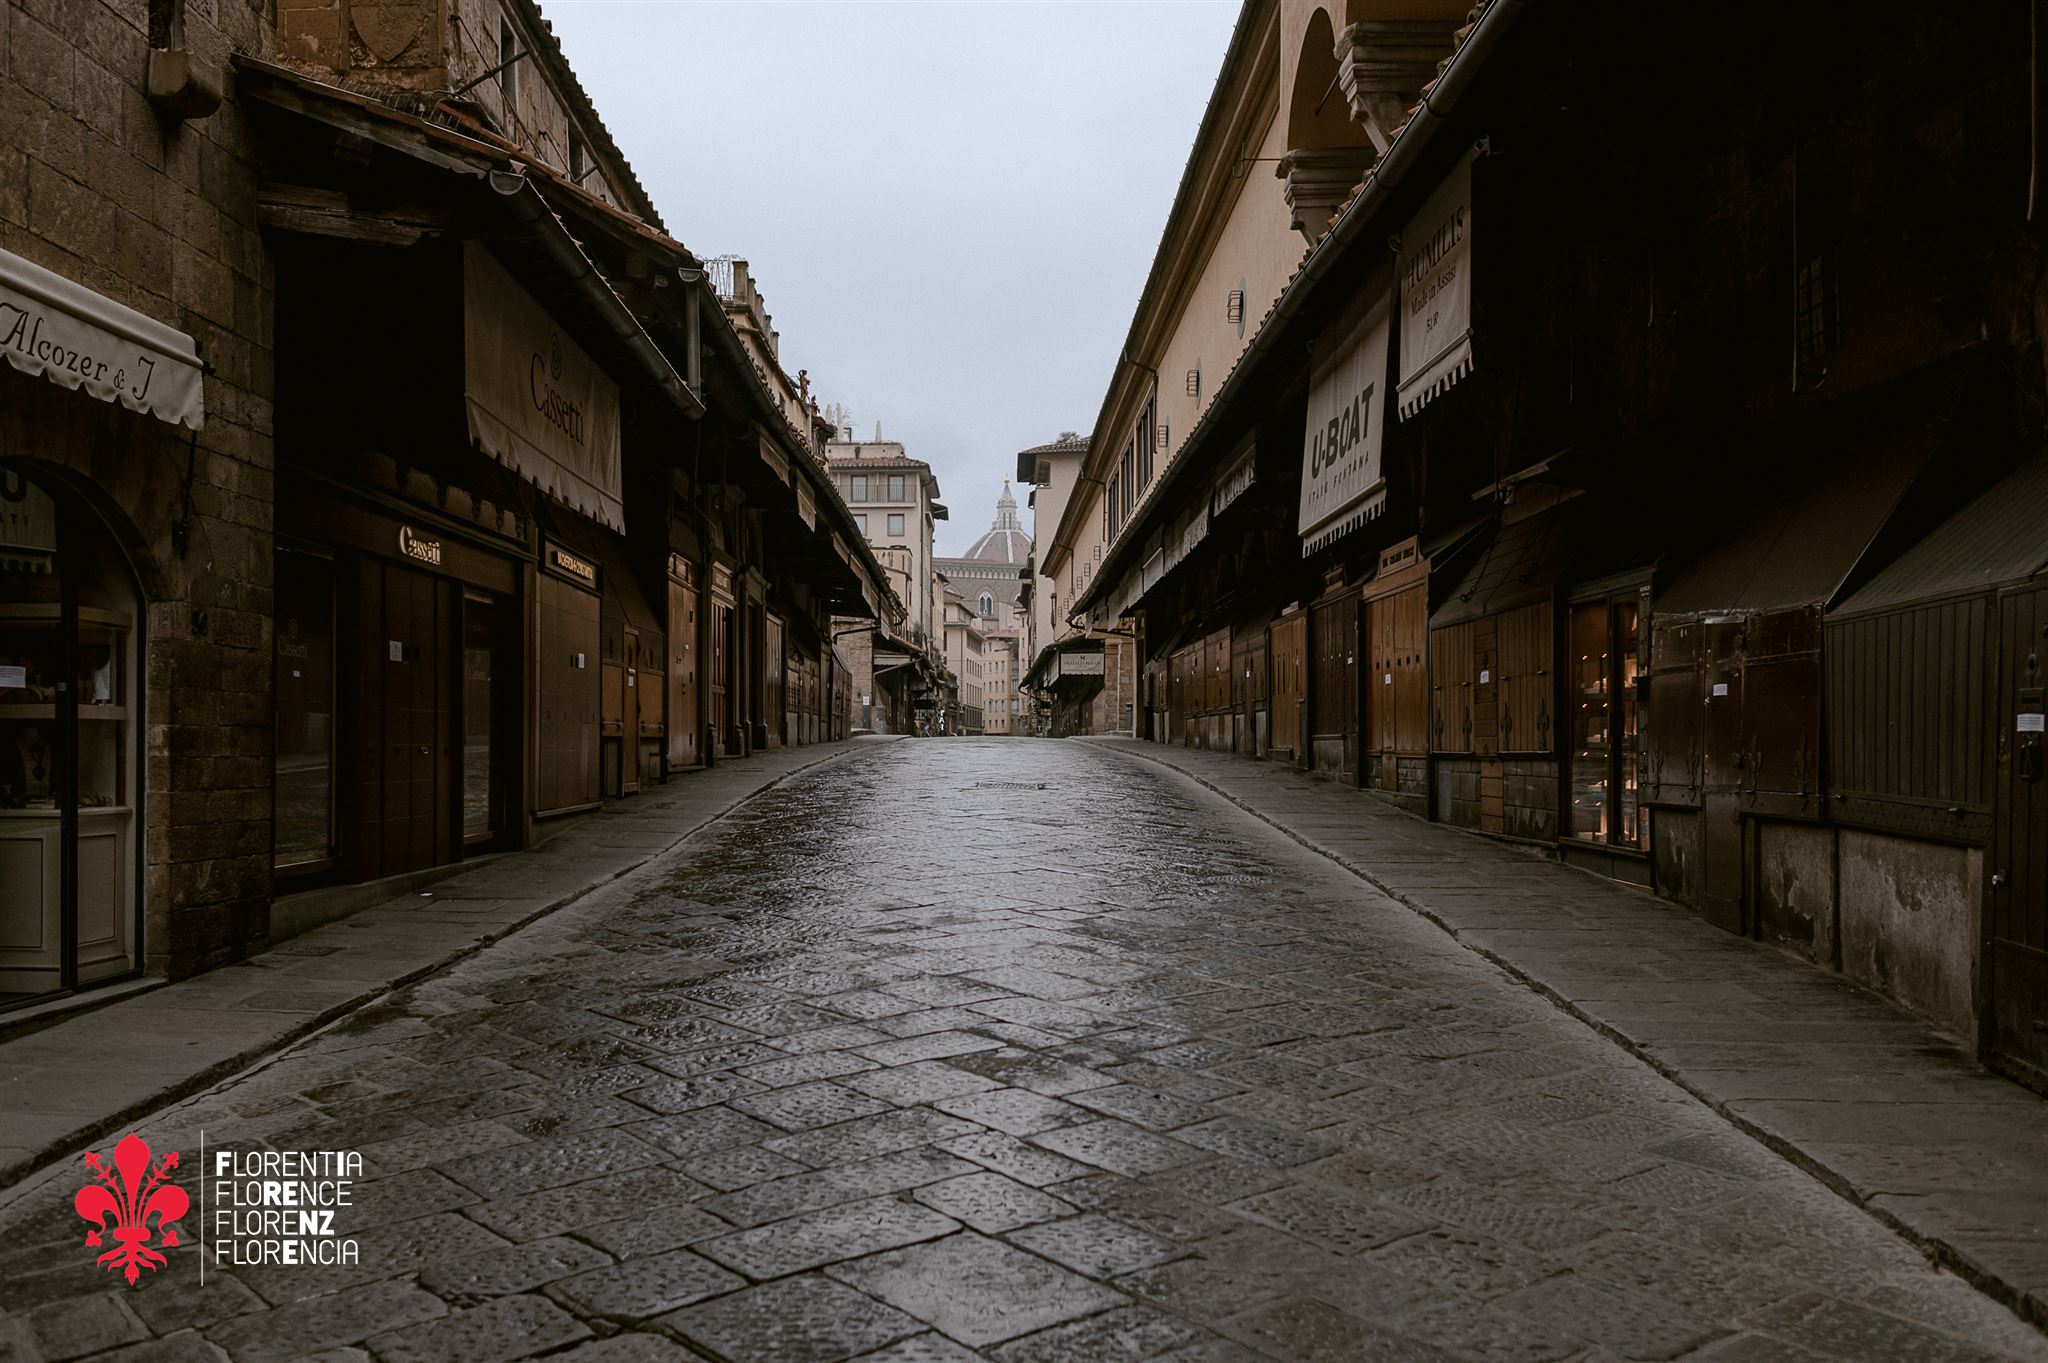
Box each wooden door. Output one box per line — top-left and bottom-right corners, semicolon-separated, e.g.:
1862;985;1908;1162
1365;586;1427;790
621;626;641;794
667;566;698;769
1991;585;2048;1080
536;573;600;814
1270;614;1307;763
373;561;452;877
1697;617;1748;933
710;595;733;755
1311;593;1359;778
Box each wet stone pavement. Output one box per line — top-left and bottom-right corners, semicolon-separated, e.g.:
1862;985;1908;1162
4;739;2046;1363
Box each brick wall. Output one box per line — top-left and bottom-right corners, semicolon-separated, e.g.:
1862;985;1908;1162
1;0;278;977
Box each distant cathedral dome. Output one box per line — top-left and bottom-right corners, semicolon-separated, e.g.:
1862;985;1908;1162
959;480;1031;565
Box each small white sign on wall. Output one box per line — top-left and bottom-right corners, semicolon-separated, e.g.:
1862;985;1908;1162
388;641;404;662
2020;713;2045;733
1712;682;1730;697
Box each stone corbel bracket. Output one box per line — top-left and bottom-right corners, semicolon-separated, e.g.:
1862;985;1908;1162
1336;20;1460;154
147;48;223;121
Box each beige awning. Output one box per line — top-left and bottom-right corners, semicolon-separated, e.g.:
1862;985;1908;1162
463;243;623;532
0;247;204;429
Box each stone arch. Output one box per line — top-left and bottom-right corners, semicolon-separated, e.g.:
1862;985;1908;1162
1285;8;1359;153
0;381;186;604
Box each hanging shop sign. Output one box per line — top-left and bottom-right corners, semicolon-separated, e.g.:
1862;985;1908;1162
545;541;599;589
1050;649;1105;681
463;243;623;532
0;247;204;429
1211;434;1257;518
1298;288;1392;555
1396;150;1475;420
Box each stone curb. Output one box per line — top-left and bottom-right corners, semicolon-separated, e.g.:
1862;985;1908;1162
0;739;891;1202
1089;738;2048;1336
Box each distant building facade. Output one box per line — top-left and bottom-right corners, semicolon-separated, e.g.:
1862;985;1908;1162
1017;432;1128;736
938;483;1033;735
940;590;985;735
825;438;949;733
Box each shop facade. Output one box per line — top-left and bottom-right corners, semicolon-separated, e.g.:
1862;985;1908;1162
0;72;274;1004
1065;0;2048;1076
0;465;151;1005
273;473;531;887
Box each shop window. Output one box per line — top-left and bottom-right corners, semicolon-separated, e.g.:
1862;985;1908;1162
462;593;507;842
1568;596;1644;847
1795;252;1841;375
1137;399;1155;490
0;467;142;1007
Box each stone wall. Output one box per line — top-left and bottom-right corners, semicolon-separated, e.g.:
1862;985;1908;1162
0;0;277;977
1838;830;1978;1040
1755;821;1838;967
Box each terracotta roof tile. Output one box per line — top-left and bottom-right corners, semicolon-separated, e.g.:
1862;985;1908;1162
1018;432;1091;456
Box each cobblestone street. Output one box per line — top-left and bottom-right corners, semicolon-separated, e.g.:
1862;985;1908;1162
3;739;2045;1363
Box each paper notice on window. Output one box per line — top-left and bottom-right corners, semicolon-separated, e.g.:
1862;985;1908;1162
0;665;24;688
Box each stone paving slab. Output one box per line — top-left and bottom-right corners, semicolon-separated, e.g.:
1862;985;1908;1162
0;738;897;1193
1089;734;2048;1332
2;738;2046;1362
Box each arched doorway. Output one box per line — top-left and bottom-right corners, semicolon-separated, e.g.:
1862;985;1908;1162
0;463;144;1006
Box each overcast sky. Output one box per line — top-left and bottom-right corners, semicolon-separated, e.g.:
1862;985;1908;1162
545;1;1239;554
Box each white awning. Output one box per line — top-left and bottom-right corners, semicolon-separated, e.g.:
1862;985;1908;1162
0;247;204;429
1396;151;1476;421
1300;288;1392;553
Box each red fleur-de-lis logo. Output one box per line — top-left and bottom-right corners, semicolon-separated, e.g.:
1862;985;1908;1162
75;1133;187;1285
